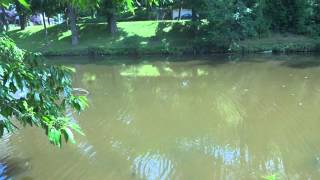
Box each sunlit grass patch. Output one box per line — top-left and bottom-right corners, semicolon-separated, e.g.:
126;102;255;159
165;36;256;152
263;174;277;180
120;64;161;77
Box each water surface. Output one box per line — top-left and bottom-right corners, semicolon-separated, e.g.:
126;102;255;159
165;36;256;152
2;54;320;179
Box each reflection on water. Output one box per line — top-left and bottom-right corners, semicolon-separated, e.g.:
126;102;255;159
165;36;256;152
0;133;31;179
77;142;97;161
132;152;174;180
0;163;7;180
2;54;320;179
0;133;11;180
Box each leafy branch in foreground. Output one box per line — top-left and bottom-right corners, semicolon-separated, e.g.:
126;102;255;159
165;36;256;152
0;35;88;147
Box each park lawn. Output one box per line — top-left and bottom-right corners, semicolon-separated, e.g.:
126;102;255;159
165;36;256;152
8;20;320;55
237;33;318;53
8;20;192;56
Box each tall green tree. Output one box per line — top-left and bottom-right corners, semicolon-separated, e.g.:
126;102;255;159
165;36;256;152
0;0;29;30
52;0;100;46
199;0;257;47
101;0;118;34
67;3;79;45
253;0;271;38
29;0;63;37
30;0;50;36
99;0;159;35
264;0;309;33
63;0;158;44
313;0;320;23
0;5;9;32
15;0;30;30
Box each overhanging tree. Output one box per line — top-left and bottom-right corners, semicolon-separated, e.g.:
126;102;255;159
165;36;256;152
0;35;88;147
0;0;88;147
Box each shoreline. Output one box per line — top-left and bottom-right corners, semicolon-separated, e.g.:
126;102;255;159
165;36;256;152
7;22;320;57
40;45;320;57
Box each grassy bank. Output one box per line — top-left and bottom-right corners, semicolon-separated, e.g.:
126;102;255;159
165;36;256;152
8;21;320;56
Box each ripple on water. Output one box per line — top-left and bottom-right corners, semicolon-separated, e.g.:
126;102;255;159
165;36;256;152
77;142;97;161
132;152;174;180
0;133;12;179
0;163;7;180
0;133;31;179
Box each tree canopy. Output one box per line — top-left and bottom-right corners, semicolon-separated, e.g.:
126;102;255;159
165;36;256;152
0;1;87;147
0;35;88;147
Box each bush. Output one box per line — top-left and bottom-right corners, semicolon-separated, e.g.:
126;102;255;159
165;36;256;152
0;35;88;147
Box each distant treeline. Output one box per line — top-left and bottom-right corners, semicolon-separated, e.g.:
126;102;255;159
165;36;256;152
1;0;320;47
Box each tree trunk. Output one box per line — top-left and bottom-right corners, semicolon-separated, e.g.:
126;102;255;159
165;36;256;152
19;14;27;30
178;1;182;21
147;6;151;20
156;8;160;20
15;2;27;30
0;6;9;31
42;12;48;37
192;8;197;22
91;9;95;19
67;4;79;46
191;8;198;37
64;9;69;27
0;19;4;33
47;16;50;25
107;12;118;35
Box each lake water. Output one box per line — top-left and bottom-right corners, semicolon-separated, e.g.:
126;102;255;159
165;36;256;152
2;54;320;179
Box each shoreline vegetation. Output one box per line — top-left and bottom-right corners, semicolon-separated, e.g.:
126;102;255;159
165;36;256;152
8;21;320;57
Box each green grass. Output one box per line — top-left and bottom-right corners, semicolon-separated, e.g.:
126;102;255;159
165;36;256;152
120;64;161;77
236;33;319;53
7;20;320;56
8;20;191;56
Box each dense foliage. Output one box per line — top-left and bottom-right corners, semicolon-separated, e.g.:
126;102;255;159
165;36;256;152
0;35;88;147
1;0;320;44
158;0;320;48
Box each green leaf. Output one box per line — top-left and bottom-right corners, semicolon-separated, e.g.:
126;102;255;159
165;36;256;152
63;127;76;144
17;0;30;9
3;119;17;133
42;116;51;123
48;128;61;147
0;0;10;8
126;0;134;13
63;66;76;73
70;123;85;136
0;36;87;147
263;174;277;180
78;96;89;109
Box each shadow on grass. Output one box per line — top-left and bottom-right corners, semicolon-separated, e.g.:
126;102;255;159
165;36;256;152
7;24;70;51
8;21;195;55
9;21;320;69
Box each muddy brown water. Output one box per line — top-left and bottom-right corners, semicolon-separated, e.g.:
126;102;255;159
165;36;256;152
1;54;320;180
